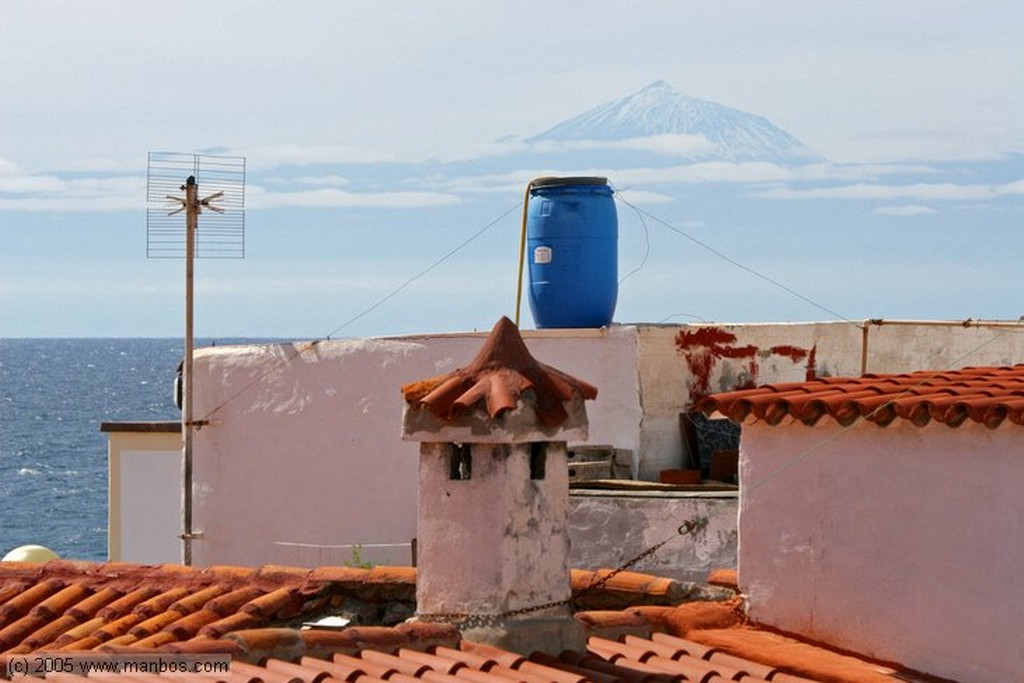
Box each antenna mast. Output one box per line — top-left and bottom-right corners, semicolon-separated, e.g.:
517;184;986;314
147;152;245;565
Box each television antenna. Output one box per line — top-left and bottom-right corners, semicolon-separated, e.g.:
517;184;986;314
146;152;246;565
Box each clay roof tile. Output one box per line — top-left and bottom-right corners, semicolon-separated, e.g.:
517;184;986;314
96;587;163;620
240;587;302;619
67;587;124;621
132;588;191;619
0;579;63;621
697;364;1024;429
20;614;80;650
403;317;597;428
49;616;106;648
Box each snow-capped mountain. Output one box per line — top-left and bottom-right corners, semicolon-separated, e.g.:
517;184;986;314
526;80;822;164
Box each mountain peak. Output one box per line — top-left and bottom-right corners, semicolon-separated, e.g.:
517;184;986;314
527;81;822;163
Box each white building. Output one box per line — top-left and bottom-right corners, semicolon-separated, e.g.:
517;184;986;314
105;319;1023;575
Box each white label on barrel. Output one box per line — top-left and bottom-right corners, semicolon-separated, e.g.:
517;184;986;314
534;246;552;264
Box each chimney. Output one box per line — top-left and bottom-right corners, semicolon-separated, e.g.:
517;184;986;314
401;317;597;655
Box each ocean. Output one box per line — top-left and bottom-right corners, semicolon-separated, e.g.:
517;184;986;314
0;338;265;561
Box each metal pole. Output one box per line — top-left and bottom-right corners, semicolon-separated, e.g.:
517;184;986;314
182;175;197;566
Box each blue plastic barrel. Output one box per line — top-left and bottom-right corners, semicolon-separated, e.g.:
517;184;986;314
527;177;617;328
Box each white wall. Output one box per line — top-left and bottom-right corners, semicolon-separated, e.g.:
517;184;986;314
739;420;1024;683
107;430;181;563
634;321;1023;478
186;320;1023;569
190;327;641;567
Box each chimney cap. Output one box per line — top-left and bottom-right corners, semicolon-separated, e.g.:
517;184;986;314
401;317;597;441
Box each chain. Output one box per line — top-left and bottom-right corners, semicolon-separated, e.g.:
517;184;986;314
417;515;709;625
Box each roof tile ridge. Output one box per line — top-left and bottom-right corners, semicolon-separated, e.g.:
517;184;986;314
95;586;162;620
0;579;64;622
20;613;82;651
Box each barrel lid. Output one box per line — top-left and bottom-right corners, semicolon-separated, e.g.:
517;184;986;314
530;176;609;189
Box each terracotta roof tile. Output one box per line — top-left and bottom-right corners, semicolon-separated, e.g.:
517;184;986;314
648;633;720;659
167;584;228;614
50;616;106;648
100;632;139;647
56;634;103;651
696;364;1024;428
67;587;124;621
93;613;145;642
485;663;555;683
421;669;470;683
705;570;738;592
433;645;497;672
306;566;373;584
132;631;178;649
240;587;302;619
232;659;304;683
555;652;663;683
161;608;222;640
571;610;651;642
0;582;28;608
97;587;163;620
129;610;186;638
0;561;940;682
333;651;400;679
403;317;597;428
361;649;433;677
199;612;266;639
204;586;265;617
517;658;589;683
0;578;63;621
296;655;366;682
0;613;49;652
686;628;903;683
527;652;622;683
133;588;191;619
571;570;685;609
21;614;79;650
265;657;337;683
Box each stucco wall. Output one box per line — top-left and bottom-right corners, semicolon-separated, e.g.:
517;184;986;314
633;321;1023;479
417;442;571;615
634;322;861;479
185;320;1022;570
739;420;1024;683
107;430;182;564
569;490;738;583
190;327;641;567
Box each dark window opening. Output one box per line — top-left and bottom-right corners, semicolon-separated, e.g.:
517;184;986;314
449;443;472;480
529;443;547;480
682;412;741;483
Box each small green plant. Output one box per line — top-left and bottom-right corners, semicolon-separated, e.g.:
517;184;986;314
345;543;374;569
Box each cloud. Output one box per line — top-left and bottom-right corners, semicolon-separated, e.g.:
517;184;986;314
872;205;936;216
756;182;1009;202
287;175;352;187
430;160;944;197
827;128;1024;163
528;134;719;158
998;179;1024;196
0;171;146;211
428;134;718;164
228;145;404;169
610;189;675;204
247;185;461;209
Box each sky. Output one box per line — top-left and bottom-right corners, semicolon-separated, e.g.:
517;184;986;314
1;1;1022;339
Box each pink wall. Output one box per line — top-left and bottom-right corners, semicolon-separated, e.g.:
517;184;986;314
189;329;641;567
739;420;1024;683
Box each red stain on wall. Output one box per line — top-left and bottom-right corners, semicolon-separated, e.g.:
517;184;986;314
770;345;809;362
676;327;817;402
